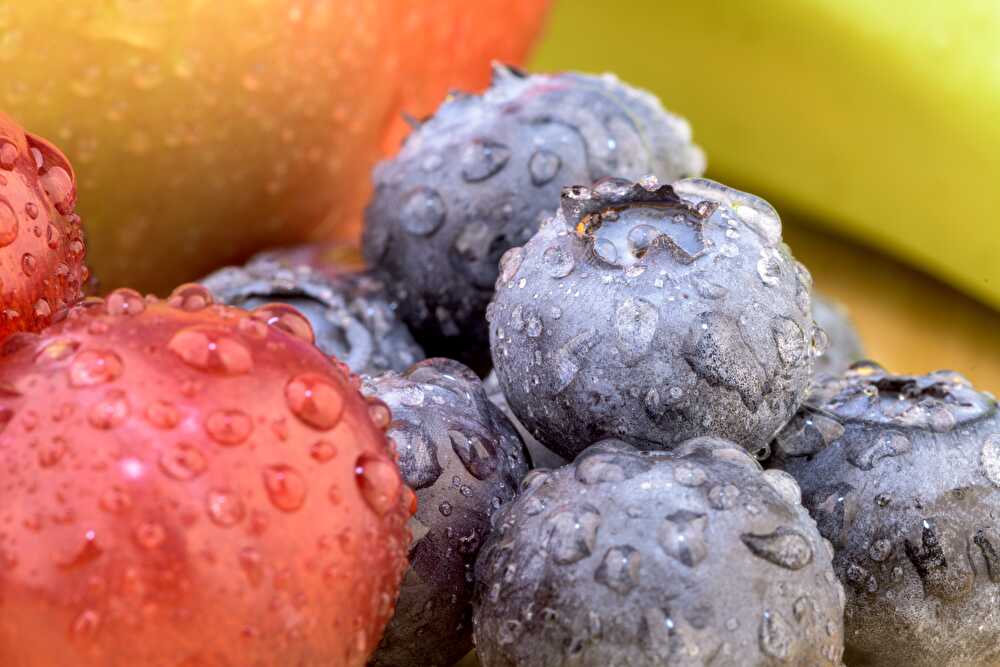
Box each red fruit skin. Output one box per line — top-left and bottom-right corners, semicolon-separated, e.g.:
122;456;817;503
0;111;88;340
0;286;413;667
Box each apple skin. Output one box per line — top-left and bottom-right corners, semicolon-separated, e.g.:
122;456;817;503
1;1;549;294
0;110;88;339
0;285;415;666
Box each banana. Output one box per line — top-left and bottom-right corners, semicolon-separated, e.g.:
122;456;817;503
532;0;1000;308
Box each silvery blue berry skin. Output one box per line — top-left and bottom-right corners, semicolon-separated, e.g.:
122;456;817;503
772;363;1000;667
362;358;530;667
201;251;423;376
488;177;822;460
484;370;568;470
811;291;866;377
363;65;705;370
472;438;845;667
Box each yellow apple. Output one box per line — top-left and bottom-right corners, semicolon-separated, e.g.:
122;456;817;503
0;0;549;293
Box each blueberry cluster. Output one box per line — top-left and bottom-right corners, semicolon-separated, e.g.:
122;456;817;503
208;67;996;667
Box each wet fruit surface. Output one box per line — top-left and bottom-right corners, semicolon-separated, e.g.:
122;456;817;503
363;358;529;667
0;287;413;666
773;363;1000;667
364;67;703;370
201;244;423;376
1;1;549;294
811;291;866;377
473;438;845;666
0;111;88;340
488;177;821;459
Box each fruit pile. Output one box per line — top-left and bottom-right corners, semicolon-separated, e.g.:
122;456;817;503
1;62;997;667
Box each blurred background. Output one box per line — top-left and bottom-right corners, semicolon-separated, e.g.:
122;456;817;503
1;0;996;389
533;0;1000;391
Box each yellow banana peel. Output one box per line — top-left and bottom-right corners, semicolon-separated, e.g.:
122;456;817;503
532;0;1000;309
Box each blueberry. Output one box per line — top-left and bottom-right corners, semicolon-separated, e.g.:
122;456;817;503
484;370;568;470
363;65;704;370
473;437;845;666
489;177;820;459
200;245;423;376
811;291;865;377
363;358;530;667
772;363;1000;666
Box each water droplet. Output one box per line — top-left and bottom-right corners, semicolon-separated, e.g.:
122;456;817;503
741;527;813;570
99;486;131;514
239;547;264;587
461;139;510;182
167;283;214;311
159;442;207;480
0;199;17;247
658;510;708;566
205;409;253;446
869;538;893;562
982;434;1000;487
614;297;658;361
69;350;123;387
106;288;146;316
595;545;641;595
168;328;253;375
756;249;783;286
262;464;307;512
545;506;601;564
542;245;575;279
354;453;402;517
310;440;336;462
575;454;632;485
592;237;618;264
626;224;661;259
759;610;794;659
719;243;739;258
145;400;180;429
38;436;68;467
250;303;315;343
673;462;706;487
399;385;425;407
87;390;130;430
206;489;246;527
762;469;803;506
134;522;166;549
528;149;561;185
772;318;807;366
708;484;740;510
450;430;497;480
285;373;344;430
499;246;525;283
71;609;101;640
0;141;16;170
56;529;103;568
439;501;453;516
40;166;73;213
400;187;446;236
847;431;912;471
21;253;36;276
25;202;38;220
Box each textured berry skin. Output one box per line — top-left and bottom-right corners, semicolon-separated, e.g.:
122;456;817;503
812;291;865;377
201;247;423;376
363;66;705;369
0;285;413;667
772;363;1000;667
489;178;821;460
473;438;845;666
483;370;567;470
0;111;87;340
362;358;529;667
